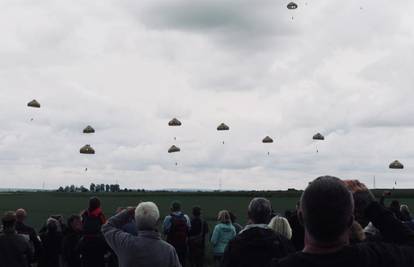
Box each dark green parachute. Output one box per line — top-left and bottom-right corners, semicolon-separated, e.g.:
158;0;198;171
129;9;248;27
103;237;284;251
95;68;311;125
217;123;230;131
389;160;404;169
80;144;95;154
83;125;95;134
27;99;40;108
313;133;325;140
168;145;180;153
262;136;274;143
168;118;182;126
287;2;298;9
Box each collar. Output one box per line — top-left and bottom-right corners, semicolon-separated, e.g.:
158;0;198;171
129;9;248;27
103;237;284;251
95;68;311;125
240;224;269;234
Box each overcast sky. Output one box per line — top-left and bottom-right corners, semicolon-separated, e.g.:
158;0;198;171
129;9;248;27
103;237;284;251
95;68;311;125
1;0;414;190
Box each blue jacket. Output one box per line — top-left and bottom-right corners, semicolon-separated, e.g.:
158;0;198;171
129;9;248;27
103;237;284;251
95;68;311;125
211;223;236;255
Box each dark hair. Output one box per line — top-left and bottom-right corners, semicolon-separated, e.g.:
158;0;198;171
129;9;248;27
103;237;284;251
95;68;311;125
67;214;81;230
171;201;181;212
89;197;101;211
248;198;272;224
192;206;201;217
301;176;353;242
2;211;16;229
229;211;237;223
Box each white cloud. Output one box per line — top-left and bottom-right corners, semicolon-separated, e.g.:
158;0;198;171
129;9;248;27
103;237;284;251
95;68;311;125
1;0;414;190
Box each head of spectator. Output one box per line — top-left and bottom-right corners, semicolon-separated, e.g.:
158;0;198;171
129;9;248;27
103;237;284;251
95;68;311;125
45;218;59;233
2;211;17;231
248;197;272;224
192;206;201;217
135;202;160;231
400;204;412;221
217;210;232;224
88;197;101;211
299;176;354;250
268;216;292;240
170;201;182;212
67;215;82;233
15;208;27;223
229;211;237;223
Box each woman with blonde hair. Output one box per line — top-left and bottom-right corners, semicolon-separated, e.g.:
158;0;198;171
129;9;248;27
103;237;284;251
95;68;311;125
211;210;236;266
268;216;292;240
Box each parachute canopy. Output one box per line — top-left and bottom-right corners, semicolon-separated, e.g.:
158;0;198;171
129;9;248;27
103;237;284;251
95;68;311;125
389;160;404;169
27;99;40;108
168;118;182;126
83;125;95;134
168;145;180;153
217;123;230;131
287;2;298;9
80;144;95;154
262;136;274;143
313;133;325;140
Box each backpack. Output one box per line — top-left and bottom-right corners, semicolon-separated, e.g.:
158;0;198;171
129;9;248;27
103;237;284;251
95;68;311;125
167;214;189;249
82;211;102;236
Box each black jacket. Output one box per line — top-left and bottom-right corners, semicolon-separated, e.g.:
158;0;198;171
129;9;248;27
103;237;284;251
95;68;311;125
221;226;295;267
38;231;63;267
273;202;414;267
0;229;33;267
62;229;82;267
15;222;41;262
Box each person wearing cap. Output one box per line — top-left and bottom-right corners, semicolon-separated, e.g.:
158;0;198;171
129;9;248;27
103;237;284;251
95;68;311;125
0;211;33;267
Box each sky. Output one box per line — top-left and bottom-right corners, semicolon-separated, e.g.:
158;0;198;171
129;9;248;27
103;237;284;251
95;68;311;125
1;0;414;190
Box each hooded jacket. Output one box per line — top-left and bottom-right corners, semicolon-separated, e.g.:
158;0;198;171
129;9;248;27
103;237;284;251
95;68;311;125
211;223;236;255
221;226;294;267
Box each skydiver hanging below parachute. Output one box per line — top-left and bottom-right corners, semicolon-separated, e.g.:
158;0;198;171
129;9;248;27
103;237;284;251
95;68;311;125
312;133;324;153
287;1;298;20
168;145;180;166
262;136;274;156
217;123;230;144
27;99;40;121
389;160;404;189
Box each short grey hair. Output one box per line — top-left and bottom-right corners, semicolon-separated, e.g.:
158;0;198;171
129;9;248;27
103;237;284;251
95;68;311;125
248;197;272;224
135;202;160;230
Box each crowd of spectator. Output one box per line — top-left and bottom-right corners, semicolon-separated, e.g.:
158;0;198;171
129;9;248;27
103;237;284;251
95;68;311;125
1;176;414;267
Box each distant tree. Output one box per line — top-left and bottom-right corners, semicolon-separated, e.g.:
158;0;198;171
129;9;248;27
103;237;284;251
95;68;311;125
69;185;75;192
90;183;96;192
64;186;70;192
100;184;105;192
57;186;64;192
80;185;88;192
105;184;110;192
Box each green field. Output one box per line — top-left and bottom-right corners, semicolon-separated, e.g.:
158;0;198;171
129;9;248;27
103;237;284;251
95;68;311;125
1;190;414;266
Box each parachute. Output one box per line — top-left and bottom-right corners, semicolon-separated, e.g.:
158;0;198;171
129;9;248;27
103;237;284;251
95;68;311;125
168;118;182;126
389;160;404;169
83;125;95;134
27;99;41;108
217;123;230;131
313;133;325;140
287;2;298;9
262;136;274;143
80;144;95;154
168;145;180;153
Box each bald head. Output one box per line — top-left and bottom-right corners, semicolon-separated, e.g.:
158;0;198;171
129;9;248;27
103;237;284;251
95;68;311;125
300;176;354;242
15;209;27;222
248;197;272;224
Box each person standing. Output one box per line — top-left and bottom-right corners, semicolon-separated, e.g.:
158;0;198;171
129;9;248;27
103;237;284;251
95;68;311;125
79;197;108;267
211;210;236;266
188;206;209;267
62;215;83;267
15;208;41;264
0;211;33;267
38;218;63;267
163;201;191;267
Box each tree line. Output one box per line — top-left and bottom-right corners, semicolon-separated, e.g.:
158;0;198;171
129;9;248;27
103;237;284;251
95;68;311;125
57;183;147;193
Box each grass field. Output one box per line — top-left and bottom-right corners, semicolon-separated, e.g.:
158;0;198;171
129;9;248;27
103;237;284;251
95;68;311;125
1;190;414;266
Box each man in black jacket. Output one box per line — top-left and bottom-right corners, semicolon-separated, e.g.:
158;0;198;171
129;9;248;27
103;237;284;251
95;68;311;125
0;211;33;267
15;208;41;264
273;176;414;267
221;198;295;267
